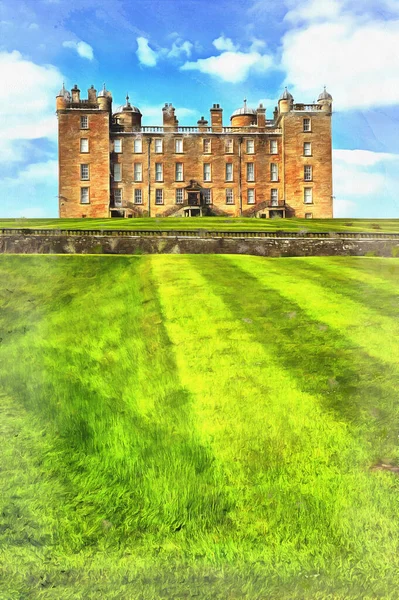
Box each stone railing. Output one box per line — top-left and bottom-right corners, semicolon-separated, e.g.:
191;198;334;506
110;125;282;134
292;104;322;111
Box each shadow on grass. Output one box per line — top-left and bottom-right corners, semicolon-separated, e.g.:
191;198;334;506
194;256;399;438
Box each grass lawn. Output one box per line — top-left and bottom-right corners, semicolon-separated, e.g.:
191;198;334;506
0;216;399;233
1;255;399;599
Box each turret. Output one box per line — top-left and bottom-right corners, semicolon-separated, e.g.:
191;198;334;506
114;94;142;129
278;87;293;114
230;99;256;127
97;83;112;111
56;83;70;111
317;86;333;114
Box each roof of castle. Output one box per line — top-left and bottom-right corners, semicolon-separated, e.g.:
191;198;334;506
318;86;332;101
279;87;293;101
231;99;257;118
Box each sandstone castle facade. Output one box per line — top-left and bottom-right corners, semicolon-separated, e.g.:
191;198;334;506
56;84;333;219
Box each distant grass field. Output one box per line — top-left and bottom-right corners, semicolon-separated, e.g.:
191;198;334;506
1;216;399;233
1;255;399;599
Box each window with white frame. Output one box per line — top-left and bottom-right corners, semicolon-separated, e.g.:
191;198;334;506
270;188;278;206
114;189;122;206
134;138;142;153
304;165;313;181
155;163;163;182
134;163;142;182
80;187;89;204
175;138;183;153
225;189;234;204
113;163;122;182
304;187;313;204
175;162;183;182
225;139;233;153
203;139;211;153
304;142;312;156
175;189;184;204
225;163;233;181
246;139;254;154
246;163;255;182
80;138;89;153
203;163;211;182
80;164;89;180
305;212;313;219
270;163;278;181
134;189;142;204
303;118;311;132
247;189;255;204
203;189;212;204
270;139;278;154
155;189;163;204
155;138;163;153
114;139;122;153
80;115;88;129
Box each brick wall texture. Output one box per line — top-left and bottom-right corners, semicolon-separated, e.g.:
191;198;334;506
57;87;333;219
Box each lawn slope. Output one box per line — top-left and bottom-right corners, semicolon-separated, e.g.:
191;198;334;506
1;255;399;599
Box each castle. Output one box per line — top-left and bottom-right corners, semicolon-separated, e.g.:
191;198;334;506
56;84;333;219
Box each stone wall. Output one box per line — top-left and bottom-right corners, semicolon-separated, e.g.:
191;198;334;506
1;234;398;258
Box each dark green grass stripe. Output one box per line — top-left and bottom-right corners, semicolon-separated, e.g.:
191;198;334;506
192;255;399;459
281;258;399;320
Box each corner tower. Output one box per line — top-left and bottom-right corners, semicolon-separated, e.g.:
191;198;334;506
56;84;112;218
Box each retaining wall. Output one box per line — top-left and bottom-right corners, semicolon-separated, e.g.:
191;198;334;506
0;233;398;257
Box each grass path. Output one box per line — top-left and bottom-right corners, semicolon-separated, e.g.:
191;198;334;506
1;255;399;598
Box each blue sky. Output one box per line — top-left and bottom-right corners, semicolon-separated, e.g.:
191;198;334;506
1;0;399;218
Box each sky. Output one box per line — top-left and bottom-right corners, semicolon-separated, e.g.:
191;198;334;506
1;0;399;219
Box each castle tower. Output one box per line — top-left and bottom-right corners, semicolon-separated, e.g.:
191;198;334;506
317;86;333;114
56;83;111;218
278;87;293;114
230;99;257;127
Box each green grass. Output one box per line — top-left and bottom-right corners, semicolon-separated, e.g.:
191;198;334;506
1;255;399;599
1;216;399;232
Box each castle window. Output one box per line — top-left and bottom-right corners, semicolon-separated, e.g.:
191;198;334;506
247;189;255;204
303;118;311;132
246;139;254;154
270;163;278;182
270;140;278;154
134;189;142;204
114;139;122;153
134;138;142;153
134;163;142;182
80;116;88;129
155;163;163;182
155;139;163;153
176;189;184;204
270;189;278;206
304;165;313;181
175;162;183;182
304;187;313;204
114;189;122;207
225;189;234;204
304;142;312;156
175;138;183;153
203;189;212;204
305;212;313;219
155;189;163;205
80;138;89;153
113;163;122;182
246;163;255;182
225;139;233;153
80;187;89;204
225;163;233;182
80;164;89;180
203;163;211;182
203;139;211;153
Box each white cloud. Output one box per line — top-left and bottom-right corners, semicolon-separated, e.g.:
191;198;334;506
281;3;399;110
136;37;158;67
212;35;238;52
166;39;193;58
63;40;94;60
181;50;273;84
333;149;399;167
0;51;62;163
333;198;357;218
